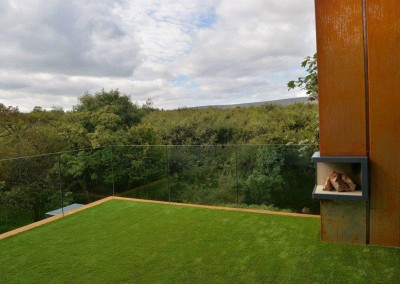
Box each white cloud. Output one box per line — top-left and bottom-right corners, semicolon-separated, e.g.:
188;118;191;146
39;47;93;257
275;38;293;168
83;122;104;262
0;0;316;111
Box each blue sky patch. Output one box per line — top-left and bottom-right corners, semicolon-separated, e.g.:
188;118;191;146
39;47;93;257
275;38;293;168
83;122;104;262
170;75;200;89
196;9;217;29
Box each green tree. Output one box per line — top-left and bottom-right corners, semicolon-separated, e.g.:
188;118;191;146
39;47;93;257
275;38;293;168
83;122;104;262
243;146;285;205
58;90;159;196
74;89;147;131
0;106;67;158
0;155;69;221
288;53;318;101
0;103;21;138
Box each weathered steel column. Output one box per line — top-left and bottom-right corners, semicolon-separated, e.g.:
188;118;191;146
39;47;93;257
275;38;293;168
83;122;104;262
366;0;400;247
316;0;367;156
315;0;368;244
315;0;400;247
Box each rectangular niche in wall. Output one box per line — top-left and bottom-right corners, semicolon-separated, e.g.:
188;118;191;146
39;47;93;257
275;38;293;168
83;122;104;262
312;152;369;201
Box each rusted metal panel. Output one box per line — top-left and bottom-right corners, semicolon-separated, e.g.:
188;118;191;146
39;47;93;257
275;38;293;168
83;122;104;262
370;209;400;246
367;0;400;246
320;200;367;244
315;0;367;156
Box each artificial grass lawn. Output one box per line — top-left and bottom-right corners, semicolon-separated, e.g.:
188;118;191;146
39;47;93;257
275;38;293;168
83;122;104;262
0;200;399;283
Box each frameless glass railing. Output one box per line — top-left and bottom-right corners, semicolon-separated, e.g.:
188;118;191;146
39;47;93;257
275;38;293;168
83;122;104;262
0;144;319;234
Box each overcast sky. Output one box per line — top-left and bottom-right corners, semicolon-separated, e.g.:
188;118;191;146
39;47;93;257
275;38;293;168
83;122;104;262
0;0;316;111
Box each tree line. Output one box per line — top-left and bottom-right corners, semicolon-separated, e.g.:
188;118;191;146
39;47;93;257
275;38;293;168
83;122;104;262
0;89;319;233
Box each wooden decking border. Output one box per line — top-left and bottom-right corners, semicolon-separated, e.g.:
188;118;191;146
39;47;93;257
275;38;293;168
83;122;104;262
0;196;319;240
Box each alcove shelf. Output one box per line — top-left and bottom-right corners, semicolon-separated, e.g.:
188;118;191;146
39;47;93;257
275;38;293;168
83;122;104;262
311;152;369;201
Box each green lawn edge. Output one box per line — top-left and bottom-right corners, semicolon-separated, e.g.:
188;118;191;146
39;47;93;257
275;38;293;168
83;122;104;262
0;199;399;283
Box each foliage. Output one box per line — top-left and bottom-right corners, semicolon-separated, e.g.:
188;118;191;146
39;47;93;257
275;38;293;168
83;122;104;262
288;53;318;101
145;103;318;145
243;146;285;205
0;89;320;233
0;103;21;139
74;89;147;129
0;154;74;222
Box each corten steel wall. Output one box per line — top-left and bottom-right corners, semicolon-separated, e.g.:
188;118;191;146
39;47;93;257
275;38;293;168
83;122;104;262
367;0;400;247
315;0;367;156
315;0;368;243
316;0;400;247
320;200;367;243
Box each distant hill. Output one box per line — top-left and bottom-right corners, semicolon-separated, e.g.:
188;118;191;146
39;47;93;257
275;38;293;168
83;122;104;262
191;97;311;109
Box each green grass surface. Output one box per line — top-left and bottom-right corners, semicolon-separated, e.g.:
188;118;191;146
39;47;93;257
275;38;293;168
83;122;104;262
0;200;399;283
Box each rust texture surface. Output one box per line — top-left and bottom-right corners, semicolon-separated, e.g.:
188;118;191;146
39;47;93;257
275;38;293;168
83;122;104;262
320;200;367;244
315;0;367;156
367;0;400;246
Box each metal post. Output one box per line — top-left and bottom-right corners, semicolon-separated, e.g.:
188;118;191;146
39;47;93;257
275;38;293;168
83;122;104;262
110;146;115;196
57;153;64;216
166;146;171;203
235;146;239;208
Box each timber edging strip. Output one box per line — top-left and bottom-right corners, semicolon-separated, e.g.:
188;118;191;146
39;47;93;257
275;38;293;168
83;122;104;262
0;196;319;240
113;197;320;218
0;197;114;240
